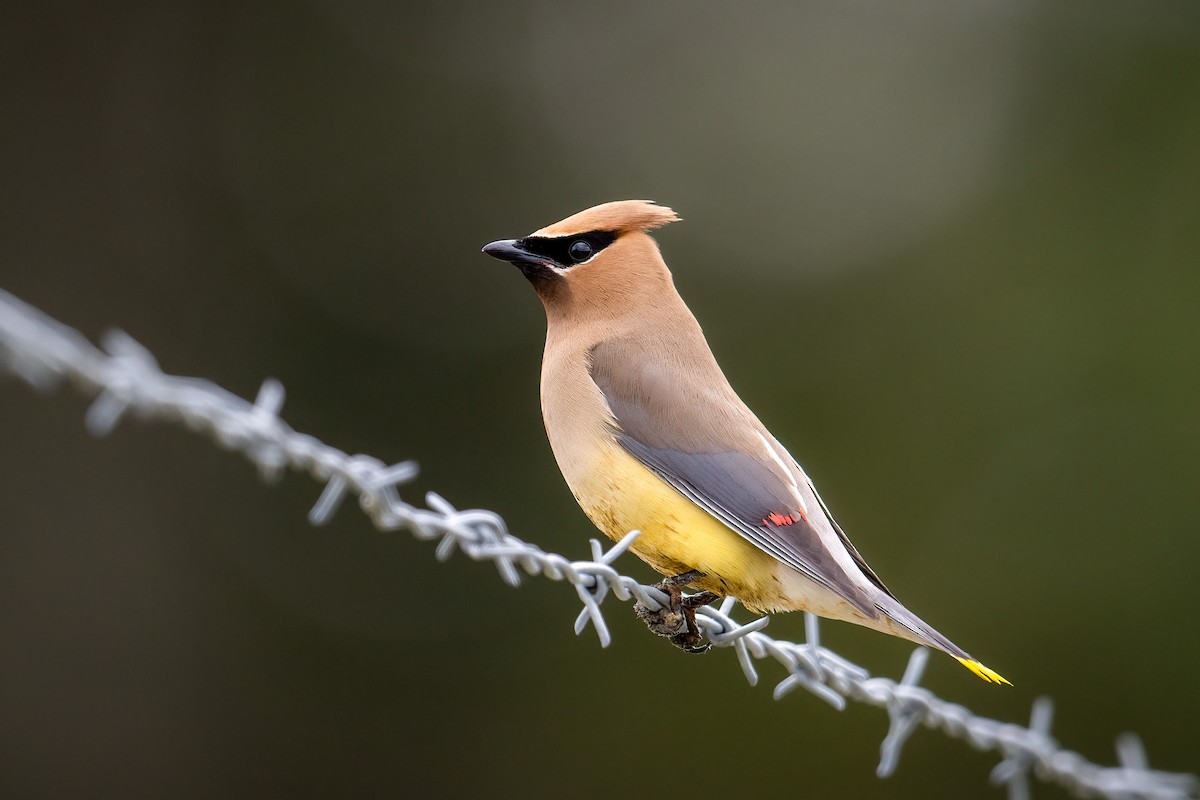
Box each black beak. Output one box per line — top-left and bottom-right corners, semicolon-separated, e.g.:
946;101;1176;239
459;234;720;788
482;239;540;268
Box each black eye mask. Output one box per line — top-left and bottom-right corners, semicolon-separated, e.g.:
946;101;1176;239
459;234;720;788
517;230;617;268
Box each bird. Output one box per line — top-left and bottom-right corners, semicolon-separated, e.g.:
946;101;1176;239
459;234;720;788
482;200;1008;684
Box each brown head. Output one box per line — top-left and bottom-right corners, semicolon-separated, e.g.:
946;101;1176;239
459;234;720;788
482;200;681;322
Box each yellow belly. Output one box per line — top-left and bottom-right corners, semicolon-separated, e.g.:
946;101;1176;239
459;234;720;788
571;444;786;612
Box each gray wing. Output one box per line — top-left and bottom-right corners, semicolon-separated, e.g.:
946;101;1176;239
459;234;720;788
590;342;887;618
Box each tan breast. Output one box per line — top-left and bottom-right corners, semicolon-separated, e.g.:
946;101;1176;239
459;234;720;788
538;331;614;491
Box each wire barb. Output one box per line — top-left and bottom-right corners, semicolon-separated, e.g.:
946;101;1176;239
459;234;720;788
0;288;1195;800
877;647;931;777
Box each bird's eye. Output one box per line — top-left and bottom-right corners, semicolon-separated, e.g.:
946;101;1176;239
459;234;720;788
568;240;594;262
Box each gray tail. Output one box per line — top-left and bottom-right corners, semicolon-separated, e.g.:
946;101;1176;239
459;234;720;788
874;594;1012;685
876;596;972;660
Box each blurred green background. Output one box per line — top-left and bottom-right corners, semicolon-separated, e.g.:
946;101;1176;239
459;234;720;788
1;2;1198;798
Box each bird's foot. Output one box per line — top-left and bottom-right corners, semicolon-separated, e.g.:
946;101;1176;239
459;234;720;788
634;570;720;654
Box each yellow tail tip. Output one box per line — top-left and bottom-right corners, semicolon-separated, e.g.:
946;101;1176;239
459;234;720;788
955;657;1012;686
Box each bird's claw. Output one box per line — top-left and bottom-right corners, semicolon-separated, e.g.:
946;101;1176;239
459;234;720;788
634;570;720;654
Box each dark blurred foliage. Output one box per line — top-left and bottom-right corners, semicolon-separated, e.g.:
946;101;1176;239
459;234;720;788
1;2;1197;798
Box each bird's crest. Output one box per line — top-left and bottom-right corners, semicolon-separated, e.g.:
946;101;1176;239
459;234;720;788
533;200;680;238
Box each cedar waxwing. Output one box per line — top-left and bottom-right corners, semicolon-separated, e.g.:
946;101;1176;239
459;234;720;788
482;200;1007;684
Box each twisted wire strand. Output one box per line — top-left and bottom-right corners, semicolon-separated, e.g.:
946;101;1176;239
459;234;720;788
0;288;1194;800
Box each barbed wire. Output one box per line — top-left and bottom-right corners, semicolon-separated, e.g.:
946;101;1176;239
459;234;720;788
0;287;1194;800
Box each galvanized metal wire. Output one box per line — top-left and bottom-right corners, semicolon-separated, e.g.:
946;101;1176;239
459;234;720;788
0;287;1194;800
